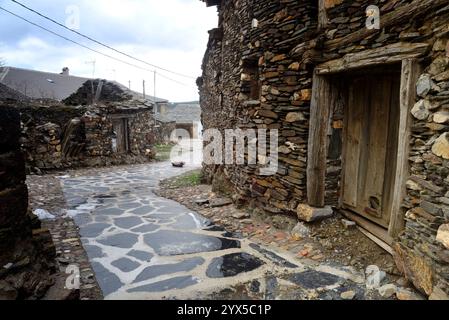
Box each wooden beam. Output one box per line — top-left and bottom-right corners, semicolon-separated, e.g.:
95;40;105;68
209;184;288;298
315;43;429;75
388;59;422;238
357;226;393;255
323;0;449;51
307;74;332;207
340;209;394;246
318;0;328;30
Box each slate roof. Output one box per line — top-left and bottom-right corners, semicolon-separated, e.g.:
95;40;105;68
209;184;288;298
0;66;169;104
156;102;201;123
0;66;91;101
0;82;30;102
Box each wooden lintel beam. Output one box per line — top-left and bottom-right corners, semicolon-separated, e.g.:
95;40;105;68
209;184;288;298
315;42;429;75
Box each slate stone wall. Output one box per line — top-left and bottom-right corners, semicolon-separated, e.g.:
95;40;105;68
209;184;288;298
0;106;57;299
16;101;156;172
199;0;449;298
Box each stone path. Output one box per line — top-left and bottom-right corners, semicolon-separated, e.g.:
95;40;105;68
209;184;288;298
58;161;383;300
59;162;287;299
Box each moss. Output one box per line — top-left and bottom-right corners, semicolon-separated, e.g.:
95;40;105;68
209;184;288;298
161;169;202;189
154;143;175;161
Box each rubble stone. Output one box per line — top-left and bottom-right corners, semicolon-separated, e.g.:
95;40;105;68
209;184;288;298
432;132;449;159
297;204;333;223
378;284;397;298
411;100;430;120
436;224;449;249
365;265;386;290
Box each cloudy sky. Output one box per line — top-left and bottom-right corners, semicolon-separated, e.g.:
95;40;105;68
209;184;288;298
0;0;218;102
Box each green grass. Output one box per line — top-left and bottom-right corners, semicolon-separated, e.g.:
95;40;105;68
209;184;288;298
154;144;175;161
162;170;202;189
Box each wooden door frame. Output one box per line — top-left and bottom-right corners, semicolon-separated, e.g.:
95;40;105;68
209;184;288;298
306;42;427;240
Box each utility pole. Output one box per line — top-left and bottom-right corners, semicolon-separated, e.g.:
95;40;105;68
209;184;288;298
153;70;157;118
128;80;131;90
142;80;146;99
85;59;96;78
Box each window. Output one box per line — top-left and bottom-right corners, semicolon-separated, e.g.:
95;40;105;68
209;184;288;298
241;59;261;100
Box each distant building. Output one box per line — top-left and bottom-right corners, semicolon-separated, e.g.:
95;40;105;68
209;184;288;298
156;102;202;140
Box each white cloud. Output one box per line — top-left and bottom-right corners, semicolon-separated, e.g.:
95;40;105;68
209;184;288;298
0;0;218;101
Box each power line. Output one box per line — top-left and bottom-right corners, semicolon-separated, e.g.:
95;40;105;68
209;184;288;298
0;6;195;89
10;0;195;79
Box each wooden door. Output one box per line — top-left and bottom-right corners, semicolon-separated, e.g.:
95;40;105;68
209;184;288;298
112;118;128;153
342;73;400;228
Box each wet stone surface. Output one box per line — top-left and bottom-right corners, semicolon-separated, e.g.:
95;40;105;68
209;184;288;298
288;270;342;289
206;253;265;278
60;162;292;299
57;161;385;300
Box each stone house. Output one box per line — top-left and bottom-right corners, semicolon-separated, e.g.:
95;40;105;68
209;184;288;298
199;0;449;298
17;80;157;171
156;102;202;140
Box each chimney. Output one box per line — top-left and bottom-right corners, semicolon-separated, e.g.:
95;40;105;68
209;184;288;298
61;67;70;76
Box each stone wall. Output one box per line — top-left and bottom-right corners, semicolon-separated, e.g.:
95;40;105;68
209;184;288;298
154;120;177;144
199;0;449;298
0;105;57;299
18;100;156;172
200;0;319;215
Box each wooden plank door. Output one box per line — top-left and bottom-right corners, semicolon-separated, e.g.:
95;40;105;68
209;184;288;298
112;119;127;153
342;73;400;228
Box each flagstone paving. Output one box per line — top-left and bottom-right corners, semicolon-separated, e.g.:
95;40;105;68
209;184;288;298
54;161;383;300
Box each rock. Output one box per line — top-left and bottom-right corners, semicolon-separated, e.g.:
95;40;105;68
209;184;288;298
43;275;80;300
411;100;430;120
278;145;292;154
429;286;449;300
365;265;386;290
232;212;250;220
396;288;425;301
434;111;449;124
288;62;300;70
428;56;449;76
432;132;449;159
296;204;333;222
416;74;433;97
433;70;449;82
271;54;287;62
257;110;278;119
396;277;409;287
291;222;310;239
393;243;434;295
0;281;18;300
300;89;312;101
209;198;233;208
194;199;209;206
406;179;421;191
436;224;449;249
341;219;356;229
285;112;305;122
340;290;356;300
378;284;397;298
